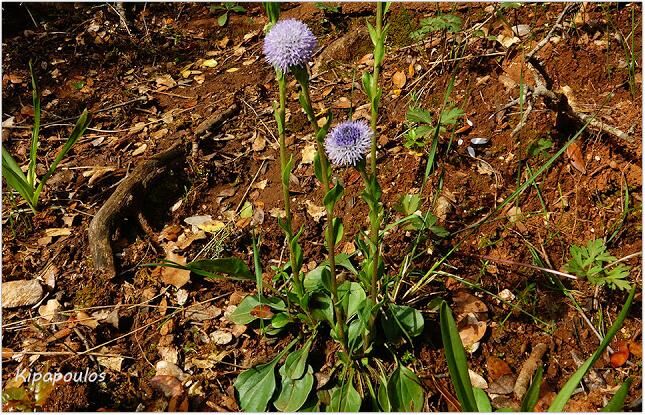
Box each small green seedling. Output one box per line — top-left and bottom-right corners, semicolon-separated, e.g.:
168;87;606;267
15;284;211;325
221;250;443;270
210;2;246;27
1;62;90;213
564;239;632;291
404;104;463;149
410;13;462;40
315;2;340;14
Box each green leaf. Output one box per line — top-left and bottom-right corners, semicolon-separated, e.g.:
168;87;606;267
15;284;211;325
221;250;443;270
527;138;553;157
281;339;312;380
329;380;362;412
440;106;464;126
338;281;366;320
548;286;636;411
263;2;280;24
2;146;36;209
600;377;632;412
271;312;291;329
377;376;391;411
439;301;477;412
406;107;434;125
235;339;295;412
362;72;373;100
313;152;325;183
387;363;424;411
384;304;425;339
473;388;492;412
282;154;293;187
28;60;41;188
366;20;378;46
323;181;343;211
34;109;90;202
231;5;246;13
331;217;344;246
218;12;228;26
520;366;543;411
274;365;315;412
309;292;334;324
187;257;254;280
395;194;421;215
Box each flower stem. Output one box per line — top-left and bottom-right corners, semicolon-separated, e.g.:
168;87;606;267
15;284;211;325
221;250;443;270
366;1;385;349
297;78;349;355
277;73;304;297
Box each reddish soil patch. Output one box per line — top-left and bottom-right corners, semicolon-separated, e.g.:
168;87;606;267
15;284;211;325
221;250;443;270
2;2;642;411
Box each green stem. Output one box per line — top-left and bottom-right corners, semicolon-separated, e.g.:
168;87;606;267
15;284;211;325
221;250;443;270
297;78;349;355
277;73;303;297
367;2;384;344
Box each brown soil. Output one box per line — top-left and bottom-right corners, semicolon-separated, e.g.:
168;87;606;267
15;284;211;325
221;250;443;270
2;2;642;411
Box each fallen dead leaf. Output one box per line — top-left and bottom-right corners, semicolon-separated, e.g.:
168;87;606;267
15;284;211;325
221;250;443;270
44;228;71;237
486;356;513;381
305;200;326;222
610;341;630;368
38;299;61;322
252;134;266;152
332;97;352;109
392;70;407;89
250;305;274;319
300;144;317;165
566;141;586;174
155;74;177;89
160;252;191;288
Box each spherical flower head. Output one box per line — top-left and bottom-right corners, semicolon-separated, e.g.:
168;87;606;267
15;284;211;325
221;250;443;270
325;120;373;166
263;19;317;73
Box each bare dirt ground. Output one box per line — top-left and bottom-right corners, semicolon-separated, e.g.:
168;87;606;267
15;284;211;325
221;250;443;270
1;2;642;411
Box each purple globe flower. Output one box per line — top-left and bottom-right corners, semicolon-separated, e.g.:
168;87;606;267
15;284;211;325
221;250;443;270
325;120;373;166
263;19;317;73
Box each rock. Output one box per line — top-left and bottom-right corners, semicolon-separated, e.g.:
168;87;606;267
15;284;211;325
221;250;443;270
2;279;43;308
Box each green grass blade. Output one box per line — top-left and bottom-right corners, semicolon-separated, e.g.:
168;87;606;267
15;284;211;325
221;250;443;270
28;60;41;188
600;377;632;412
520;366;543;411
439;301;477;411
34;109;90;201
2;146;36;211
548;286;636;411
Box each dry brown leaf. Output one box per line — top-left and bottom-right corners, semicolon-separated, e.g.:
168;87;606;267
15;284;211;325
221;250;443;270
332;97;352;109
566;141;586;174
610;341;630;368
300;144;316;165
457;313;487;351
486;356;513;381
155;74;177;89
160;252;190;288
250;305;274;319
44;228;71;237
392;70;407;89
252;134;266;152
453;291;488;315
305;200;326;222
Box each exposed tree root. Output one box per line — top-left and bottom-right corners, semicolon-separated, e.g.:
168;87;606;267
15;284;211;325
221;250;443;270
88;102;240;277
88;143;186;277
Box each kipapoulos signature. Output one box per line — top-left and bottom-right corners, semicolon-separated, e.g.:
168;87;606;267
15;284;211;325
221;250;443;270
15;368;106;384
